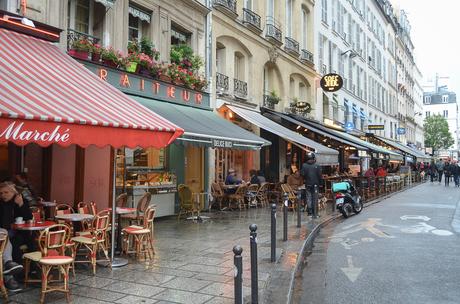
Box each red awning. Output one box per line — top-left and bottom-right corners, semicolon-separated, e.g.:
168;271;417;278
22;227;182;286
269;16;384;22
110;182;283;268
0;28;183;148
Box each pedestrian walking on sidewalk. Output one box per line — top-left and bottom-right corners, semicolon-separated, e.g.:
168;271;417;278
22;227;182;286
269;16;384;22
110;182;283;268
444;160;452;186
429;161;437;183
452;160;460;187
436;159;444;183
300;152;322;218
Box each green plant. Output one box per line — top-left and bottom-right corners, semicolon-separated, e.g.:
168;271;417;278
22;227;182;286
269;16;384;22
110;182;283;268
127;40;139;54
71;37;92;52
92;43;103;54
267;90;281;104
101;47;122;63
170;44;203;72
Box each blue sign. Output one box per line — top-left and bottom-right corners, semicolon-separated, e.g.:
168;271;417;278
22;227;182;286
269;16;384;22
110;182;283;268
397;127;406;135
345;122;355;131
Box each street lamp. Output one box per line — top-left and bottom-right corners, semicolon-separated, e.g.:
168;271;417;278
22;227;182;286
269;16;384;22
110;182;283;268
341;49;358;58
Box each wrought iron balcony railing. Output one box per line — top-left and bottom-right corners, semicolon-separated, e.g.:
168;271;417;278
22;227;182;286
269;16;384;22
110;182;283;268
284;37;299;56
67;29;100;51
242;8;262;33
213;0;237;18
300;49;314;65
265;20;282;45
216;72;229;93
233;79;248;98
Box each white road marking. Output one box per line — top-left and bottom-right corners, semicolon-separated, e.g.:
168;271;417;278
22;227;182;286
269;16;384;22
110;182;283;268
332;218;395;239
400;215;431;221
361;237;374;242
431;229;453;236
401;222;453;236
341;255;362;282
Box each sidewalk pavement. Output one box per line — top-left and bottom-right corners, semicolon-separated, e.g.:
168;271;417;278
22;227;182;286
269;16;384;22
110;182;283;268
9;205;333;304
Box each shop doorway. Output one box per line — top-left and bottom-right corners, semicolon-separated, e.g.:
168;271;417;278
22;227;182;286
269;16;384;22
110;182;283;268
185;146;204;194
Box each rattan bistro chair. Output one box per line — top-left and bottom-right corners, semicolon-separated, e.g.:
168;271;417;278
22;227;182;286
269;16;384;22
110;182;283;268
177;184;197;220
122;206;156;260
0;234;8;301
121;192;151;226
227;184;248;210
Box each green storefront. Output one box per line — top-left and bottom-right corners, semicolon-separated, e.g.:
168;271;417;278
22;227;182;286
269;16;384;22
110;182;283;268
82;61;269;217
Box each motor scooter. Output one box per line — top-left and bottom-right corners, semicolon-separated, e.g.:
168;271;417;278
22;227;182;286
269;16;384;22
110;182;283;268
332;179;363;218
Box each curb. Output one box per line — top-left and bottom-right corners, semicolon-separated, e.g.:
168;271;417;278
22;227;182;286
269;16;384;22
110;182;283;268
285;182;425;304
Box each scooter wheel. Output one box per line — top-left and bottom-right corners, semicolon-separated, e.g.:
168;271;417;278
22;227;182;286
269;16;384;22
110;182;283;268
341;203;353;218
353;198;363;214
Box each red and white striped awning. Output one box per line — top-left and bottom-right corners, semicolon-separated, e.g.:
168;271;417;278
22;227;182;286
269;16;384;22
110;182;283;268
0;28;183;148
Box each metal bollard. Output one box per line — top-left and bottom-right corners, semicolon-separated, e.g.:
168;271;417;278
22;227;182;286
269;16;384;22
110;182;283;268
233;245;243;304
249;224;258;304
270;203;276;262
283;193;288;241
296;190;301;228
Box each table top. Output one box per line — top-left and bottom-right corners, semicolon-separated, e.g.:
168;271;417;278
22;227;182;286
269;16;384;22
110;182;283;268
55;213;94;221
40;201;57;207
12;221;56;231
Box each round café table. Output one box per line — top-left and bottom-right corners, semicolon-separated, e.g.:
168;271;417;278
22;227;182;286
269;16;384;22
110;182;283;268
55;213;94;236
11;220;56;231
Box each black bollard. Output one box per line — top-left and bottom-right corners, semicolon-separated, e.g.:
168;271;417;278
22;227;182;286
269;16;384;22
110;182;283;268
249;224;258;304
270;203;276;262
296;190;301;228
233;245;243;304
283;193;288;241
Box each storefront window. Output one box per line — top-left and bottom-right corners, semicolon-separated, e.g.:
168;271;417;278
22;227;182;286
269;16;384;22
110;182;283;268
171;25;191;46
128;14;141;42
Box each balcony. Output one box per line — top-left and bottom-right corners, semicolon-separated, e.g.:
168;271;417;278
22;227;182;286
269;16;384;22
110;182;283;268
284;37;299;56
213;0;237;19
300;49;314;65
216;72;229;94
265;19;283;46
242;8;262;34
263;94;280;110
321;64;327;75
233;79;248;99
67;29;100;51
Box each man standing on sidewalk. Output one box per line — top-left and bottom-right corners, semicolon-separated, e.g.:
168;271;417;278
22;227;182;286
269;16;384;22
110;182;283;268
300;152;322;218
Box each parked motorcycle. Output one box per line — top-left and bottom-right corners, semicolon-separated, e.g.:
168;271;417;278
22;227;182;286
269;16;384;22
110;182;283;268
332;180;363;218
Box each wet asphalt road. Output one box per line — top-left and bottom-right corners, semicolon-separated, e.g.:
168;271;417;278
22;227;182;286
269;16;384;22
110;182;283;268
292;181;460;304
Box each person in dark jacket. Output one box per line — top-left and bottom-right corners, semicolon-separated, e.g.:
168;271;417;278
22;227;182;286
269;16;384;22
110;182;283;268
0;182;33;263
300;152;322;218
452;160;460;187
444;161;452;186
249;169;261;185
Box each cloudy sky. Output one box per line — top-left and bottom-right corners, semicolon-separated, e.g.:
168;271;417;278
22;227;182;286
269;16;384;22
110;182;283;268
392;0;459;94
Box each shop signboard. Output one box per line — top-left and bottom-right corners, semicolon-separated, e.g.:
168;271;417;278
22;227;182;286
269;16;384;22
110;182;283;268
345;122;354;131
367;124;385;130
212;139;233;149
82;61;211;109
397;127;406;135
320;73;343;92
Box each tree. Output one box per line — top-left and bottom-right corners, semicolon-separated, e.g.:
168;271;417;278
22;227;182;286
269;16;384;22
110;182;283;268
424;115;454;152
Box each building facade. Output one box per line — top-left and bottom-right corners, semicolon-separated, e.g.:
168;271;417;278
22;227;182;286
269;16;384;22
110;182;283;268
423;87;459;158
314;0;400;138
212;0;318;181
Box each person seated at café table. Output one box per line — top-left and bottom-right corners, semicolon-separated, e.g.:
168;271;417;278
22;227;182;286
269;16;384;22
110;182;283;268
225;169;242;194
0;230;23;292
249;169;261;185
257;170;266;184
0;182;33;263
287;170;303;191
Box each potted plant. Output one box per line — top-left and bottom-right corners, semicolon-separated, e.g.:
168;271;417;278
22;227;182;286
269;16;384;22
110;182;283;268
140;37;160;61
101;47;122;68
68;37;92;60
170;44;203;73
124;52;140;73
127;40;139;54
192;75;207;91
91;43;102;62
157;66;172;83
267;90;281;104
167;64;187;85
138;53;154;76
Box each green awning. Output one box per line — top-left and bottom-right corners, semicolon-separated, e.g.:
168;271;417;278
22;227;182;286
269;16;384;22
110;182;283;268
132;96;270;150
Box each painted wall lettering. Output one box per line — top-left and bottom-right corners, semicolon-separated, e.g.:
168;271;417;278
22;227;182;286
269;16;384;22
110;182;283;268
182;90;190;102
195;93;203;104
167;86;176;98
120;74;131;87
98;68;108;81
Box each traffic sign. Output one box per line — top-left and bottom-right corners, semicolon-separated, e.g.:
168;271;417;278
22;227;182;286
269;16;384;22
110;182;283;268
397;127;406;135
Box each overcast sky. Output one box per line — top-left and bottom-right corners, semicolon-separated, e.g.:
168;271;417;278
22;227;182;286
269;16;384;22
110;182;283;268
392;0;459;94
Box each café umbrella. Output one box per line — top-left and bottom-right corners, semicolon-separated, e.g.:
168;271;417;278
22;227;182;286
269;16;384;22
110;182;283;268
0;28;184;266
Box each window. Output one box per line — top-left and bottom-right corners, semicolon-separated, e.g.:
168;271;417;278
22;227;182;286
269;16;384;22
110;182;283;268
128;14;141;42
267;0;274;18
322;0;328;23
171;25;191;46
319;35;324;72
360;108;365;131
423;96;431;104
244;0;253;9
425;111;430;117
286;0;293;37
68;0;91;34
442;95;449;103
302;9;308;49
443;110;448;118
344;101;350;123
234;52;245;80
128;5;152;43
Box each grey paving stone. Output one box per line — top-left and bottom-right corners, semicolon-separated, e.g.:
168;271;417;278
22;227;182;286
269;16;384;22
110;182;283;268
199;282;250;299
203;296;234;304
53;295;113;304
103;281;165;297
115;295;159;304
152;289;213;304
160;277;213;292
73;276;116;288
143;266;196;278
193;273;234;283
178;264;232;275
72;286;126;302
117;271;175;285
